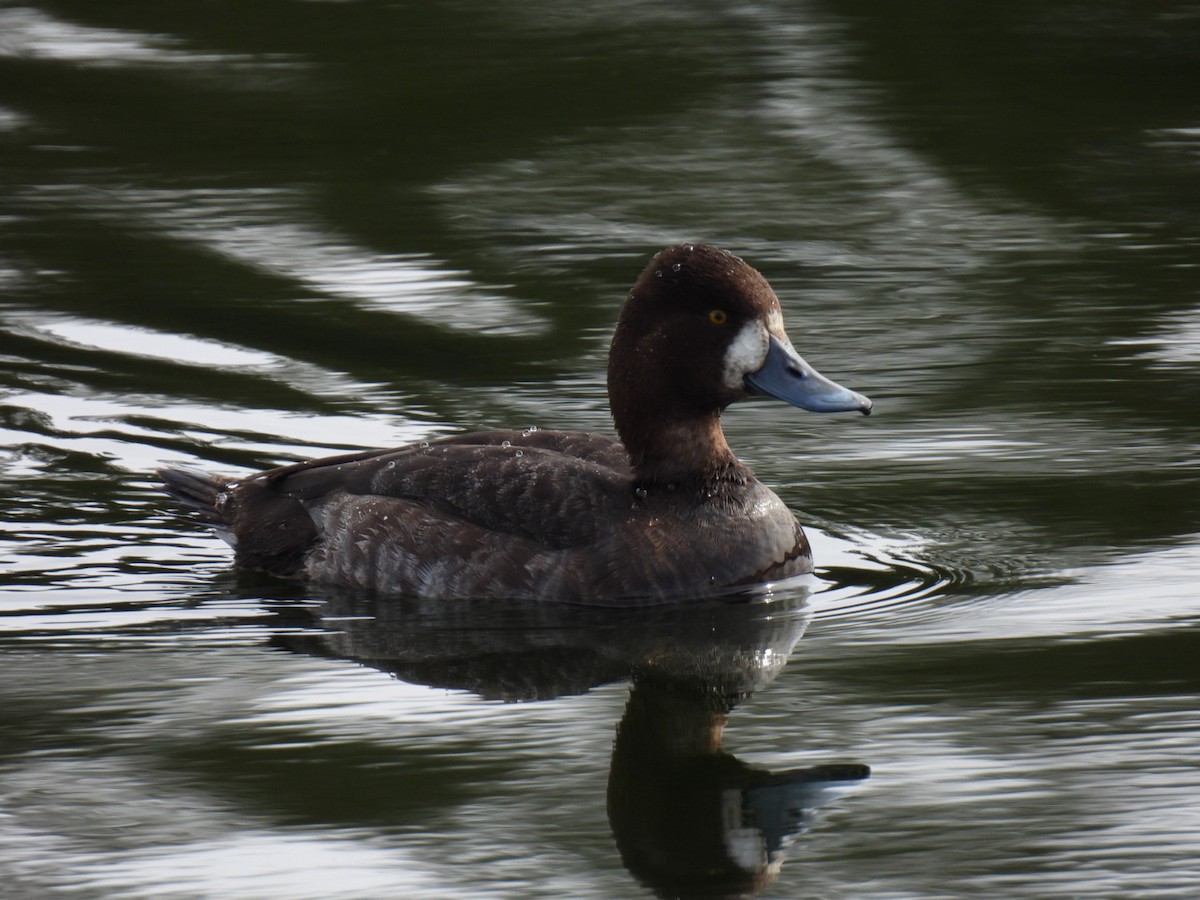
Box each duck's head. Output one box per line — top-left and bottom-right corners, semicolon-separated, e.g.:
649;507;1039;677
607;244;871;475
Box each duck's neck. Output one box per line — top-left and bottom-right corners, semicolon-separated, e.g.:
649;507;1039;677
617;409;749;488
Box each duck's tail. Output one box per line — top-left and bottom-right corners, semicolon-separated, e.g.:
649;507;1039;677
157;466;316;574
157;467;231;527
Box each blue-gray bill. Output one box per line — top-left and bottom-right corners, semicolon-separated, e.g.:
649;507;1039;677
744;335;873;416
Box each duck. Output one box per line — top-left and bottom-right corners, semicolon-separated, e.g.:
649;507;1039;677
159;243;871;604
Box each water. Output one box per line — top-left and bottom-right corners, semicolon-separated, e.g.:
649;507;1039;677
3;1;1199;896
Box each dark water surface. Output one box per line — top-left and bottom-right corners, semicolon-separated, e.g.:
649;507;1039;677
3;2;1199;897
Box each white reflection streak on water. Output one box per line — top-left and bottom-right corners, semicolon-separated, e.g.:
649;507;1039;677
0;600;270;634
821;694;1200;895
235;664;614;744
239;667;497;735
1;301;447;470
2;301;415;404
0;105;30;132
72;832;456;900
0;6;297;70
0;391;430;469
1110;304;1200;366
25;317;279;368
838;537;1200;644
87;187;547;335
824;418;1182;469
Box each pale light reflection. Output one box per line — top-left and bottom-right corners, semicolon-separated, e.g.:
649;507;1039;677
99;188;548;335
0;6;298;70
30;318;279;369
72;832;454;900
0;391;437;472
0;105;30;131
0;600;270;634
843;428;1044;464
4;304;416;405
237;664;602;741
826;418;1183;468
846;537;1200;644
1146;125;1200;153
870;721;1052;805
1110;305;1200;366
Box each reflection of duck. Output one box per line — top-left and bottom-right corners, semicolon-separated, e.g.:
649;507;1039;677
609;673;868;900
272;589;868;897
161;243;871;602
271;587;813;701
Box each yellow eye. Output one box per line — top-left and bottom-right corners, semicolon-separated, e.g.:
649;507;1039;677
708;309;728;325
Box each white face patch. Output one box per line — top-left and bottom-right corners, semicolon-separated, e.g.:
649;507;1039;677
765;307;784;335
722;319;770;390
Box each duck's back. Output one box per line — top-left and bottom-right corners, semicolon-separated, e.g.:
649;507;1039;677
295;430;632;597
286;429;631;546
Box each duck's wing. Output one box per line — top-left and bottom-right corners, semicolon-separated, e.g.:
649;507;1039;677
274;430;632;549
